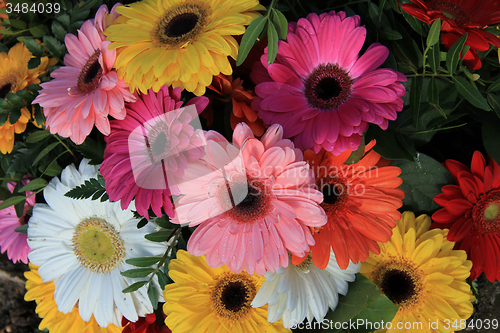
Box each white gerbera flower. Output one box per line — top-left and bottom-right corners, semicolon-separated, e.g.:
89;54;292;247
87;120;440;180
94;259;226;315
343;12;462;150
27;159;167;327
251;250;360;328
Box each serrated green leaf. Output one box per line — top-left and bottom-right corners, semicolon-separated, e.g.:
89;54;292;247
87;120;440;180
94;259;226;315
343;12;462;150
51;21;67;41
26;130;51;143
0;195;28;211
488;93;500;118
428;43;441;73
122;280;148;293
75;136;105;165
8;19;27;30
267;20;278;64
426;18;441;47
23;38;45;57
33;142;59;165
236;16;267;66
125;256;162;267
43;35;67;61
148;283;159;310
6;93;25;108
488;76;500;93
482;121;500;166
30;25;49;38
157;269;169;290
446;33;467;74
15;224;28;234
410;78;421;127
452;76;490;111
42;160;63;177
145;230;171;242
390;153;454;214
33;104;45;127
9;109;21;125
56;14;71;29
18;178;47;192
271;9;287;40
64;176;107;200
16;89;35;102
120;268;155;278
155;216;172;229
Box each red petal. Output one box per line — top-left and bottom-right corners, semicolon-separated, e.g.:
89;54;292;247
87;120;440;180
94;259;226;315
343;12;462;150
448;216;473;242
445;199;473;216
471;151;486;178
432;208;454;223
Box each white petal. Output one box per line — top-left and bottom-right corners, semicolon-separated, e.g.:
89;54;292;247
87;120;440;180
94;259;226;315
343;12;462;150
94;272;116;327
112;271;138;322
79;273;102;322
37;253;79;282
53;266;90;313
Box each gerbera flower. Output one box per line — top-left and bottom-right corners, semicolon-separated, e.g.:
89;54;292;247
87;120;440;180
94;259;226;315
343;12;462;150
103;0;264;96
361;211;475;332
27;159;167;327
251;11;406;155
251;251;360;328
0;42;50;153
401;0;500;70
33;4;136;145
171;123;327;275
101;86;209;218
208;74;265;137
24;264;122;333
163;250;290;333
0;178;35;264
304;141;404;270
122;310;171;333
432;151;500;282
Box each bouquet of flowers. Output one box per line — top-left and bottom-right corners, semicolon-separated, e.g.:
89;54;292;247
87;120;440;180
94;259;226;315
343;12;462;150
0;0;499;332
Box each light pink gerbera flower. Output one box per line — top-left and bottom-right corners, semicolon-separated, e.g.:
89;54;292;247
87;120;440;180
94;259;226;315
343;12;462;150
33;4;135;144
101;86;209;218
171;123;327;275
0;179;35;264
251;11;407;155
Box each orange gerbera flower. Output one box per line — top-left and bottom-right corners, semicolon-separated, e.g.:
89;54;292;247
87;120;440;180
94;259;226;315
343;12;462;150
207;74;265;137
301;141;405;270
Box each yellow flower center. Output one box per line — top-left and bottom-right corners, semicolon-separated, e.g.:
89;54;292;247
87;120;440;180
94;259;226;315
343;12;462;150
210;272;257;322
72;217;125;273
151;1;211;49
484;203;499;221
0;73;18;99
294;253;314;273
473;189;500;234
373;259;425;310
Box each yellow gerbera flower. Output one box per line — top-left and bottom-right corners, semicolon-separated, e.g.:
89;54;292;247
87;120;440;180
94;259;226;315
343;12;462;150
104;0;264;96
360;212;475;333
163;250;290;333
24;264;122;333
0;42;50;153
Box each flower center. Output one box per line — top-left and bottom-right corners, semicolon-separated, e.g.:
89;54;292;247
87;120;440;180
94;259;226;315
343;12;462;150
374;260;424;310
72;217;125;273
429;0;468;25
317;177;348;213
76;50;103;95
0;74;18;99
210;272;257;322
145;120;172;164
304;64;352;111
473;189;500;234
293;253;314;273
151;2;210;49
217;175;273;223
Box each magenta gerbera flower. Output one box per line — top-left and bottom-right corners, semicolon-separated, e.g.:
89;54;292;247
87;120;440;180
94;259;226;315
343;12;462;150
251;11;407;155
33;4;136;144
0;179;35;264
101;86;209;218
171;123;327;275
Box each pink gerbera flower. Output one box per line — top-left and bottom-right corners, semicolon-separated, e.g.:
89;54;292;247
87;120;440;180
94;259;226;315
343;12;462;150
251;11;407;155
171;123;327;275
101;86;209;218
33;4;136;144
0;179;35;264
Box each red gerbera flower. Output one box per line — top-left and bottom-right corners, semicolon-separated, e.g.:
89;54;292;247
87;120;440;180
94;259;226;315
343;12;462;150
122;311;171;333
401;0;500;70
432;151;500;282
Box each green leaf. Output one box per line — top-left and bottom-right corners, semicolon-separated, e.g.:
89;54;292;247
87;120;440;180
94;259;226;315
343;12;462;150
428;44;441;74
18;178;48;192
345;136;365;164
64;176;107;201
157;269;169;290
0;195;29;211
26;130;51;143
266;20;279;64
33;142;59;165
23;38;45;57
236;16;267;66
482;121;500;166
15;224;28;234
488;93;500;118
349;295;399;333
51;21;67;41
426;18;441;47
390;153;454;215
271;9;287;40
8;19;27;30
42;160;62;177
378;26;402;40
33;104;45;127
6;93;25;108
366;126;415;161
56;14;71;29
125;256;162;268
75;0;100;12
122;280;148;293
9;110;21;125
43;35;67;61
30;25;49;38
410;78;421;127
446;33;467;74
120;268;155;278
74;136;105;165
145;230;171;242
155;215;172;229
487;76;500;93
452;76;490;111
148;283;159;310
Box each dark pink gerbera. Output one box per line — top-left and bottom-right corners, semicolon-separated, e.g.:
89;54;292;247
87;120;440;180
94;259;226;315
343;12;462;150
101;86;209;218
251;11;407;155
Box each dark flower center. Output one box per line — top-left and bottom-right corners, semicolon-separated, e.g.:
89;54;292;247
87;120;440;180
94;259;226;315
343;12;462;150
380;269;416;305
317;177;348;213
429;0;468;25
77;50;103;95
221;281;248;312
473;189;500;234
304;64;352;111
165;13;199;38
321;183;344;205
151;131;171;158
0;83;12;99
